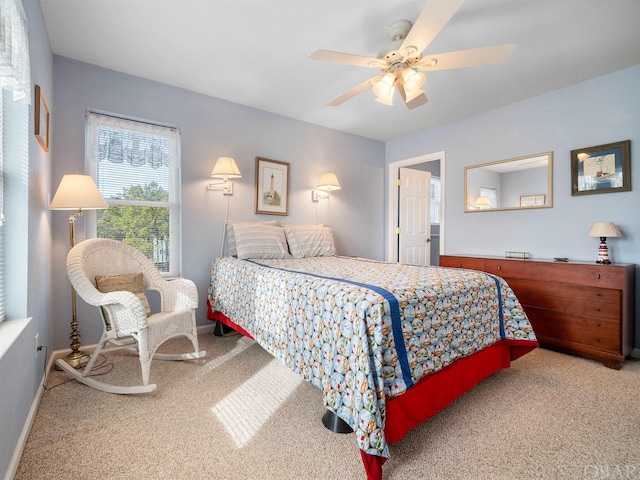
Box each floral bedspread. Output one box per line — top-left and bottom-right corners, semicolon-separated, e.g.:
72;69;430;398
208;256;536;459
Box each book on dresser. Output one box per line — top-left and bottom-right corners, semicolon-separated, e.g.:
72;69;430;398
440;255;636;369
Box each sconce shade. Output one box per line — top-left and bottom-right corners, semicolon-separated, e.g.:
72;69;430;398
473;195;492;209
50;174;108;210
316;172;341;191
211;157;242;179
588;222;621;238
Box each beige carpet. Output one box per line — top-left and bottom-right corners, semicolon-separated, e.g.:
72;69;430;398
15;333;640;480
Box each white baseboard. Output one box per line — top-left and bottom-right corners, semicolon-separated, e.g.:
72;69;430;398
197;323;215;335
4;368;47;480
6;325;216;480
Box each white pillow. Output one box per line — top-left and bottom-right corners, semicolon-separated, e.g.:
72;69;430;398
233;223;291;259
226;220;277;256
282;224;336;258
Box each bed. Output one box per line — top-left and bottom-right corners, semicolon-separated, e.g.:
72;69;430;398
206;222;538;479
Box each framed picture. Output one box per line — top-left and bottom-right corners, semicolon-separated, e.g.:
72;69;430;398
571;140;631;196
520;194;546;207
255;157;289;215
34;85;50;152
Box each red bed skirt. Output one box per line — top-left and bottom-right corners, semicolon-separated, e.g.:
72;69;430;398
206;301;537;480
208;308;254;339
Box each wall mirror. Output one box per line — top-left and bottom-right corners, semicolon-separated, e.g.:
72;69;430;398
464;152;553;212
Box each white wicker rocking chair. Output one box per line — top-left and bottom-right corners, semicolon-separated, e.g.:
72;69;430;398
58;238;206;394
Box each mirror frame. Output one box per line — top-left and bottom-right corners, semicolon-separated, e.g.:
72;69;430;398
464;152;553;213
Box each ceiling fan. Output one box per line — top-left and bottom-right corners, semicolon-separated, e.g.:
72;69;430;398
309;0;516;109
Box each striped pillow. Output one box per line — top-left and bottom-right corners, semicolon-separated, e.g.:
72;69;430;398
283;224;336;258
226;220;277;256
233;224;291;259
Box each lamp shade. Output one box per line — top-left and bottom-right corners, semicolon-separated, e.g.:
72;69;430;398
211;157;242;179
316;172;341;192
588;222;621;238
474;195;492;208
50;174;108;210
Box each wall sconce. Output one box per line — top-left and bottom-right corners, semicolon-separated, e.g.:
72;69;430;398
588;222;621;264
312;172;341;202
208;156;241;195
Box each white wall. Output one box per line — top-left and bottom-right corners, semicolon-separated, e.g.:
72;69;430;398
386;64;640;348
50;56;386;349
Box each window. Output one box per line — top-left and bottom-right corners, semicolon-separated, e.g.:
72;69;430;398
480;186;498;209
430;176;441;224
0;91;5;323
0;0;31;323
85;112;182;276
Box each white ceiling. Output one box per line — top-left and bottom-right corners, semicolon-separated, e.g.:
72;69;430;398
39;0;640;143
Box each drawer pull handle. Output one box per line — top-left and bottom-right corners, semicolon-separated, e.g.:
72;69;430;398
596;273;601;279
497;266;502;271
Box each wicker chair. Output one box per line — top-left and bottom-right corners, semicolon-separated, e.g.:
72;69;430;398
58;238;205;394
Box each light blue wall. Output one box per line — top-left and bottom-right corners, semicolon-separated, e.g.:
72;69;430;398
50;56;386;349
4;4;639;477
0;0;54;478
502;167;547;208
386;64;640;349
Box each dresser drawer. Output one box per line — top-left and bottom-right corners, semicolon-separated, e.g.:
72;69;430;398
517;291;621;321
526;308;620;353
440;256;485;271
505;278;621;305
485;259;625;289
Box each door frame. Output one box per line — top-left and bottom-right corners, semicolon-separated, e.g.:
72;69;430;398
387;151;445;262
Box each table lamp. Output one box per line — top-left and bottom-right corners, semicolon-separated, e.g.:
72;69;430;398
588;222;621;264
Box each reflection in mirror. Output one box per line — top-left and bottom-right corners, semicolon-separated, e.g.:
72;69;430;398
465;152;553;212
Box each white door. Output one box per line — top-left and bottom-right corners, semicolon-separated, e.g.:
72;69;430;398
399;167;431;265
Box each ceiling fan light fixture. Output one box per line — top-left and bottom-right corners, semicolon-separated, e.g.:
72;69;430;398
403;86;424;103
401;68;425;91
375;89;394;106
310;1;515;109
372;72;395;97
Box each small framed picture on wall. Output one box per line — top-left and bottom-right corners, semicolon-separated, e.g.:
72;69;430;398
34;85;50;152
255;157;289;215
570;140;631;196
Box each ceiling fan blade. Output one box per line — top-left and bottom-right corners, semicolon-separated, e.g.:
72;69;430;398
417;43;517;71
400;0;465;56
326;76;380;106
309;49;384;68
398;84;429;110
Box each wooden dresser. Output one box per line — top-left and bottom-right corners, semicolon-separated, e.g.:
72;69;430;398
440;255;635;369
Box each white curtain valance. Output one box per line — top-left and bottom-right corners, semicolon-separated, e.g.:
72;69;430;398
86;112;180;170
0;0;31;103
